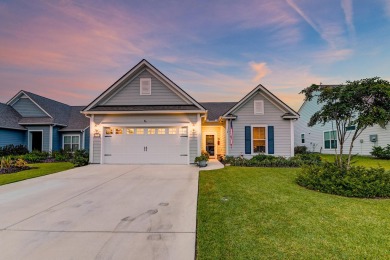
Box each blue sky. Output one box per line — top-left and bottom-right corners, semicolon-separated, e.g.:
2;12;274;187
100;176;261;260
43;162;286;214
0;0;389;109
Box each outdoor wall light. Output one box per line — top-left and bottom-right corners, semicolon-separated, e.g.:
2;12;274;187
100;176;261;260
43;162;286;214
94;129;101;138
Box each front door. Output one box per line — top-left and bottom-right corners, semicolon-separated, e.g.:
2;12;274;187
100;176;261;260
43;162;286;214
31;132;42;151
205;134;215;158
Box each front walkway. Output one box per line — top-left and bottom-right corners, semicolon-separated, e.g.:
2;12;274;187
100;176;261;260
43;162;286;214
199;159;224;171
0;164;198;259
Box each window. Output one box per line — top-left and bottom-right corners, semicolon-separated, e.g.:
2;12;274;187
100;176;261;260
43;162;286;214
253;127;266;153
115;128;123;135
63;135;80;152
179;127;188;136
140;78;151;95
147;128;155;135
301;133;305;144
254;100;264;115
105;128;113;135
169;128;177;134
136;128;144;135
126;128;134;134
157;128;166;135
346;125;356;131
324;130;337;149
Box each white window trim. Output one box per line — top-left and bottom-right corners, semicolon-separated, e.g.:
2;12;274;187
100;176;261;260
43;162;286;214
301;133;305;144
28;130;44;152
251;125;268;155
63;134;80;151
323;130;337;150
140;78;151;95
254;100;264;115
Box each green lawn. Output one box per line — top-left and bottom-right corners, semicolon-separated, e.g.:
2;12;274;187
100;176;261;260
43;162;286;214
320;154;390;169
0;162;74;186
197;166;390;259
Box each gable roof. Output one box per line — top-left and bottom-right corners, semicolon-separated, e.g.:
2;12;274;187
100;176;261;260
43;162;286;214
82;59;206;113
200;102;237;121
59;106;90;131
222;85;299;119
5;91;89;130
0;103;25;130
297;84;339;113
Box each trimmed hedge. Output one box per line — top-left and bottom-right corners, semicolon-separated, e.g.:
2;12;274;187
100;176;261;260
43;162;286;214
296;162;390;198
223;154;322;168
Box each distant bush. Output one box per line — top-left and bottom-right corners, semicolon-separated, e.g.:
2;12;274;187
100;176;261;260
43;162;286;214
294;146;308;155
223;154;322;168
296;162;390;198
371;145;390;159
0;144;29;157
52;149;72;162
72;149;89;167
21;150;50;163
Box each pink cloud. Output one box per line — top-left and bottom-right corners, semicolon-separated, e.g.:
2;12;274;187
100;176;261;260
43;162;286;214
250;62;271;82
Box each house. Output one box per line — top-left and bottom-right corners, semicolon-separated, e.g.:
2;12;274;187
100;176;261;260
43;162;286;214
0;91;90;152
82;59;299;164
294;89;390;155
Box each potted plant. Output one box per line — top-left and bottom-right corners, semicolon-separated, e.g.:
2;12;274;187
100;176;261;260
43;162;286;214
195;151;209;167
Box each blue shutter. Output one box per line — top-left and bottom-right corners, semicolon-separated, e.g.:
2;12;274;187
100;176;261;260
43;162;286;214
268;126;274;154
245;126;251;154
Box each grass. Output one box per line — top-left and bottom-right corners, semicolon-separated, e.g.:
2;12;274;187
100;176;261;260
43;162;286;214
0;162;74;186
320;154;390;170
197;166;390;259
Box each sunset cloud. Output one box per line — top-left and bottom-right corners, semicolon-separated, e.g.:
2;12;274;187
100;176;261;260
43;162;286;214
250;62;271;82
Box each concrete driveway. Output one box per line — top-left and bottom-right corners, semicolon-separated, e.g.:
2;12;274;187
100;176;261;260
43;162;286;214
0;164;199;259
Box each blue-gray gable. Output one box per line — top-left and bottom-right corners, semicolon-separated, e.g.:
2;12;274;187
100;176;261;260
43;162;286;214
12;97;48;117
0;103;25;130
101;70;191;106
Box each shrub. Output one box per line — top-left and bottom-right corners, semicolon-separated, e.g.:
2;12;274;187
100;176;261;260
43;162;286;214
0;157;30;174
291;153;322;166
371;145;390;159
0;144;29;157
72;149;89;167
294;146;308;155
296;162;390;198
21;150;50;163
52;149;72;162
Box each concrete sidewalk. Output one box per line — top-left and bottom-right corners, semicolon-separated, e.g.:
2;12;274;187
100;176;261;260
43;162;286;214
0;164;199;259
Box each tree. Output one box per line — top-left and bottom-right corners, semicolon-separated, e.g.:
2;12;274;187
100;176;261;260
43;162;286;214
301;77;390;169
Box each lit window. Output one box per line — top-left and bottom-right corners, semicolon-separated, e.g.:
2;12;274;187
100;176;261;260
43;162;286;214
105;128;113;135
157;128;165;134
253;127;266;153
136;128;144;135
301;133;305;144
169;128;177;134
63;135;80;152
147;128;155;134
115;128;123;135
126;128;134;134
324;130;337;149
179;127;188;136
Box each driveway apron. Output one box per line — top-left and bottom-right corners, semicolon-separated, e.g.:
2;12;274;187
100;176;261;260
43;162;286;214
0;164;199;259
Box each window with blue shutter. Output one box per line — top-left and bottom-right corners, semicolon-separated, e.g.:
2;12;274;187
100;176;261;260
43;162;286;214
245;126;251;154
268;126;274;154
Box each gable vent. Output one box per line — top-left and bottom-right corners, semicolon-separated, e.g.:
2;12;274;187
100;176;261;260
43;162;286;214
140;78;151;95
254;100;264;115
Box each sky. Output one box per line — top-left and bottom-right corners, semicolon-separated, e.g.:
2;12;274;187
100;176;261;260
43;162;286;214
1;0;390;110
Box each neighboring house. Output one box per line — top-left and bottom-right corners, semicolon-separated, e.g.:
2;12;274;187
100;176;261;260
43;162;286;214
294;90;390;155
82;59;299;164
0;91;90;152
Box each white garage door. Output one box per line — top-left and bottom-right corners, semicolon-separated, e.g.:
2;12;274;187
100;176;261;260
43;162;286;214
103;126;189;164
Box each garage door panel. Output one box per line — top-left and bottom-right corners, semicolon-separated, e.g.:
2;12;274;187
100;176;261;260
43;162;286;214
103;127;189;164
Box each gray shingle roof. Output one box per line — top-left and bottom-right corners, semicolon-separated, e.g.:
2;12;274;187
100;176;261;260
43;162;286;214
24;91;71;126
59;106;89;131
0;103;25;130
89;105;200;111
200;102;237;121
